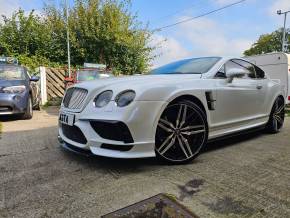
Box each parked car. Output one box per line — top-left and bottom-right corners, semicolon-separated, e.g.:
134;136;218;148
245;52;290;104
58;56;285;163
0;63;40;119
64;68;113;88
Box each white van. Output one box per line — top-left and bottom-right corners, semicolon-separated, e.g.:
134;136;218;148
245;52;290;104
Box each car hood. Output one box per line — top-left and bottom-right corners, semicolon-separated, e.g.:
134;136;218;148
75;74;202;90
73;74;203;101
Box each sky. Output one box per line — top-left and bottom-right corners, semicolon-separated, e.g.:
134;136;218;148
0;0;290;67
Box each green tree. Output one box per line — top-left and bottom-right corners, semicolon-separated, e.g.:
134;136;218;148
0;9;53;69
244;28;290;56
0;0;154;74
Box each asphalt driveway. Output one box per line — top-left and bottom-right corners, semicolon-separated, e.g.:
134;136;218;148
0;108;289;217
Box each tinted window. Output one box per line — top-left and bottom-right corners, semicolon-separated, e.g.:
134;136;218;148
150;57;221;75
216;64;226;78
254;66;265;78
0;65;25;80
232;59;256;78
225;60;256;79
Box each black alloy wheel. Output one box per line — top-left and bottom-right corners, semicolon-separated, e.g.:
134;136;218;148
266;97;285;133
155;100;208;163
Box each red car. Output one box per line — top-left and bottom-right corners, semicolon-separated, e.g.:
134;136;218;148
65;68;113;88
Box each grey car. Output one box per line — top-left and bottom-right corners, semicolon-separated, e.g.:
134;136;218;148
0;64;40;119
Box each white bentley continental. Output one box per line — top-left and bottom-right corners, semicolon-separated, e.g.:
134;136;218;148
58;57;285;163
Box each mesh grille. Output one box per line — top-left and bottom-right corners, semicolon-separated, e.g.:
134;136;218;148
63;88;88;110
61;124;87;144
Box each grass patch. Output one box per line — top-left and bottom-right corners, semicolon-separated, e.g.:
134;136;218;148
0;122;2;136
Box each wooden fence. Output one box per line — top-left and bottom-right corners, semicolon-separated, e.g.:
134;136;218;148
46;68;66;100
40;67;67;105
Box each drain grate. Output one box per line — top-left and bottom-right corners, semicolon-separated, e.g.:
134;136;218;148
102;193;198;218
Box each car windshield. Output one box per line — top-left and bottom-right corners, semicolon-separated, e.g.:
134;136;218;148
0;65;25;80
150;57;221;75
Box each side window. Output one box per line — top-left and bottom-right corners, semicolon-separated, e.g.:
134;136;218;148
231;59;256;79
215;64;226;78
225;61;248;79
254;66;265;79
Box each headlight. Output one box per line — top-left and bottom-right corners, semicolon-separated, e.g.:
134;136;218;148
115;90;136;107
94;90;113;108
3;85;26;94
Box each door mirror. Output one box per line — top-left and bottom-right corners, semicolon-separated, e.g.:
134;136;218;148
30;76;40;82
226;68;246;83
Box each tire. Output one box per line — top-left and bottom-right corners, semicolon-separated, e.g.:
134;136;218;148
33;101;40;110
265;97;285;133
155;100;208;164
22;96;33;120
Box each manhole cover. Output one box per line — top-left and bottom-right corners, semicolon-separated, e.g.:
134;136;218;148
102;193;198;218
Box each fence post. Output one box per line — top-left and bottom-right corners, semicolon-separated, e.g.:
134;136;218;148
40;66;47;105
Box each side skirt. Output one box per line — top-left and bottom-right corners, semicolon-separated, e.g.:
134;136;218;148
207;125;266;143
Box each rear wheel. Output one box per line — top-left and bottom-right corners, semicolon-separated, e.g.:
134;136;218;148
155;100;208;164
22;96;33;120
266;97;285;133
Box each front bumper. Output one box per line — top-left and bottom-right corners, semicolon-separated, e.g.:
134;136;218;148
0;92;28;115
58;100;167;159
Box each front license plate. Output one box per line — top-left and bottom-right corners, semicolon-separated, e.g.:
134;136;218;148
59;112;75;126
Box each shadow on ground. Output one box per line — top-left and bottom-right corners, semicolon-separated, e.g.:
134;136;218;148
0;122;266;171
0;114;23;122
204;130;264;153
60;129;266;170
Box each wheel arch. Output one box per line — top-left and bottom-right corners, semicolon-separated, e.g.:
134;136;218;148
267;93;285;115
167;94;207;117
152;94;209;140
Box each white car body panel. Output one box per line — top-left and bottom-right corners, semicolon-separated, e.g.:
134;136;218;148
58;57;285;159
245;52;290;104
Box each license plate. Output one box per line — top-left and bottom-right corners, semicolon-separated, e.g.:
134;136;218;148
59;112;75;126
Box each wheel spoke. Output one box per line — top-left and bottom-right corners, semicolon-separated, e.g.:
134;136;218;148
181;125;204;131
158;119;174;132
179;105;187;128
180;135;193;156
273;117;278;131
275;105;284;114
181;129;205;136
176;105;183;128
158;134;176;154
177;135;190;158
274;115;283;125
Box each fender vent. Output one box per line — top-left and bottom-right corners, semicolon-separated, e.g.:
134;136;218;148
205;91;216;110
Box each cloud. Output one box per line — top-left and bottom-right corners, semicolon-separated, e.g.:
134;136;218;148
0;0;20;19
178;17;252;56
152;17;253;67
150;34;191;67
268;0;290;15
0;0;41;22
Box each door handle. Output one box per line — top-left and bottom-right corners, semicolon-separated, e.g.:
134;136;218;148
256;85;263;90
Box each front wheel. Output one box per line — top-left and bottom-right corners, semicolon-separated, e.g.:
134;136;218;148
22;96;33;120
155;100;208;164
266;97;285;133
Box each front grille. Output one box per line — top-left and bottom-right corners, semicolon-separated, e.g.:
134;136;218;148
90;121;134;143
63;88;88;110
61;124;87;144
